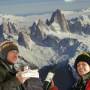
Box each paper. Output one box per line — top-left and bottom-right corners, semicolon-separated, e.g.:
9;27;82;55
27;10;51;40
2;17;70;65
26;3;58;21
21;69;39;78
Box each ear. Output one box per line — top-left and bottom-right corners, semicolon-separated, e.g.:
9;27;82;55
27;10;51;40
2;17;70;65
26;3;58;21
0;51;6;61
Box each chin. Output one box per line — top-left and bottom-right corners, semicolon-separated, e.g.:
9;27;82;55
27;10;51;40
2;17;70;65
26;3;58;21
12;60;18;64
80;73;86;77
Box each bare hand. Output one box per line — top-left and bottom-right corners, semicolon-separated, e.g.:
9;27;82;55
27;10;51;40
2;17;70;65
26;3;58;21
50;80;55;89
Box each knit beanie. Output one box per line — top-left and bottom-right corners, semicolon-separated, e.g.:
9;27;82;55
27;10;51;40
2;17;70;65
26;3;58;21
74;52;90;70
0;40;19;61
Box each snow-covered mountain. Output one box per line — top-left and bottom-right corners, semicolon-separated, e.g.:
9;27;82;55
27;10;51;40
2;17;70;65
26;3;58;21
46;9;70;32
68;15;90;34
30;19;50;41
0;9;90;90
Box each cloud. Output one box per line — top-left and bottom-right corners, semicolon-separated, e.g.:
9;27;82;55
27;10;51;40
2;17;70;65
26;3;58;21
64;0;75;2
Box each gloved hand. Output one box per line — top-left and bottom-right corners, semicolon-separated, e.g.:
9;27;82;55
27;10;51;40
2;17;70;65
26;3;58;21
16;69;31;84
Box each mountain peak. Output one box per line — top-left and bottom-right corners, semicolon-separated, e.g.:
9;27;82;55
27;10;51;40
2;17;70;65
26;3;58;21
37;19;45;26
55;9;62;14
50;9;62;23
47;9;70;32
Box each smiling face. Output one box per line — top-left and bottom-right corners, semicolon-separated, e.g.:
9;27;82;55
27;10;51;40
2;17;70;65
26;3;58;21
7;50;19;64
77;61;90;77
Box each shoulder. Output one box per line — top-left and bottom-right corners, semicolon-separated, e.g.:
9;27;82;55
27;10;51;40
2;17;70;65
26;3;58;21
0;60;7;82
0;60;7;75
0;60;6;69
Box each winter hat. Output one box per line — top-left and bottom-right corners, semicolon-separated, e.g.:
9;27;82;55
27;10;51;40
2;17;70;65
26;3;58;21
74;52;90;70
0;40;19;60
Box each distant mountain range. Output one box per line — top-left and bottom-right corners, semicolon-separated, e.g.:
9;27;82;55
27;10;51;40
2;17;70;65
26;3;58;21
0;9;90;90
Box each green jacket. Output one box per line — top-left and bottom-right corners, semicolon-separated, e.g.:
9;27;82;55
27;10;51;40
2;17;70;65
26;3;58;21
72;72;90;90
0;59;23;90
0;59;43;90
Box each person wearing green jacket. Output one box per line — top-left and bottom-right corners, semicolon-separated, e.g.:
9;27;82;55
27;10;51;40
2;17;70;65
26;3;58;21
72;52;90;90
0;40;43;90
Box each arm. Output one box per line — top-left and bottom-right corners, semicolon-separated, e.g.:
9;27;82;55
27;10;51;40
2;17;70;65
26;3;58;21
49;80;58;90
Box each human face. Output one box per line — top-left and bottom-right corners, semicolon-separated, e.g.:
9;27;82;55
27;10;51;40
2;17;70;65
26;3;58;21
77;61;90;77
7;50;19;64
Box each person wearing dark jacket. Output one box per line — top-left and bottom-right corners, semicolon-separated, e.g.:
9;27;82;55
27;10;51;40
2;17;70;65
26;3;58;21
72;52;90;90
0;40;43;90
44;52;90;90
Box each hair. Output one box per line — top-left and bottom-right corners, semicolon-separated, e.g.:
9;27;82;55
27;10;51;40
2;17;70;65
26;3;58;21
0;40;19;61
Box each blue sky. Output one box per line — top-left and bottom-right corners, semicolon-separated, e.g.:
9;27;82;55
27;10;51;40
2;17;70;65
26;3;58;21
0;0;89;15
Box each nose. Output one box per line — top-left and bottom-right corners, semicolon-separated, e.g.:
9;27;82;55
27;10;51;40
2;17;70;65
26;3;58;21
13;52;19;58
78;64;83;70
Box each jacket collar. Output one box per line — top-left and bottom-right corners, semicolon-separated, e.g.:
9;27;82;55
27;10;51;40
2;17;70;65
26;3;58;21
82;72;90;81
0;60;16;74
